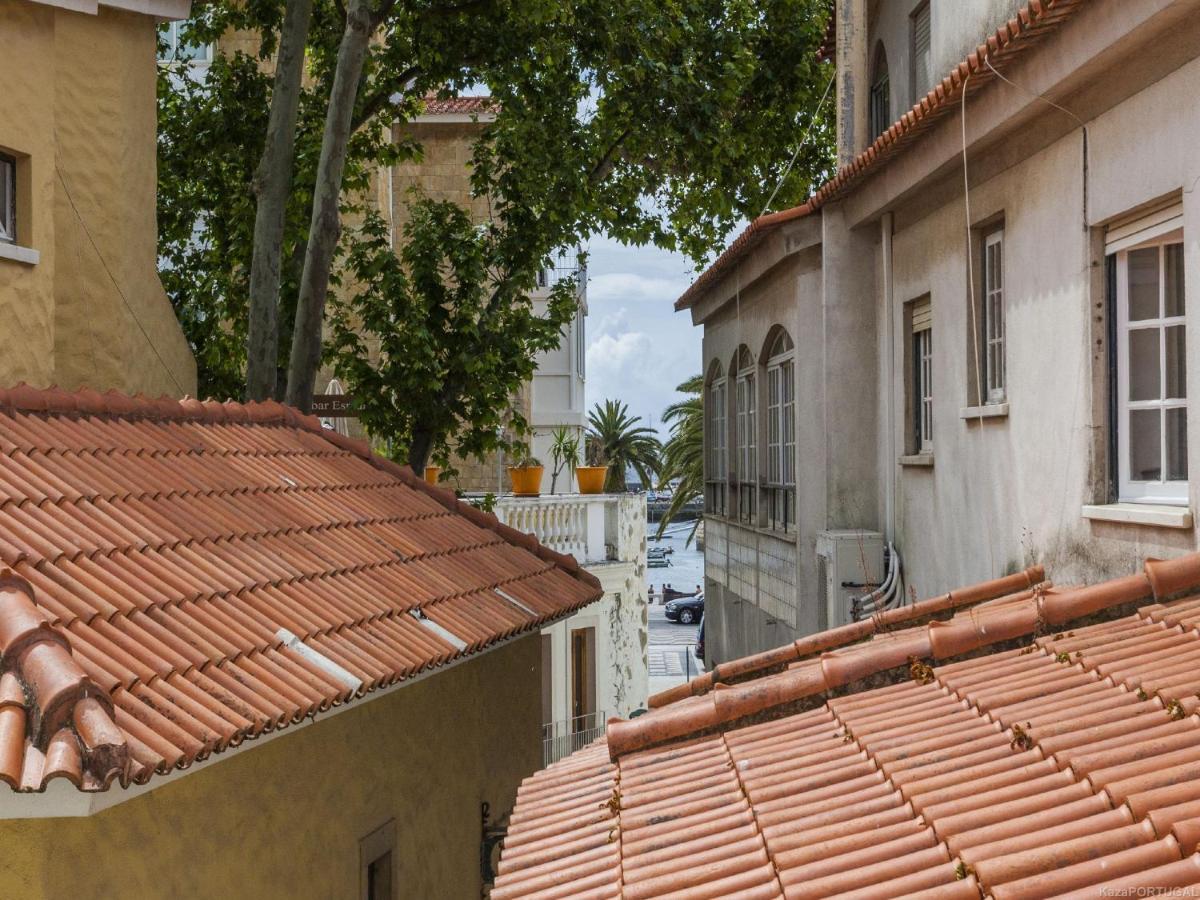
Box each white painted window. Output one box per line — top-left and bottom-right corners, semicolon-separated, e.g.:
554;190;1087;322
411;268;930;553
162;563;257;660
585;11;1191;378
0;154;14;244
705;363;727;515
158;22;213;65
910;2;931;103
734;347;756;522
982;229;1005;401
912;299;933;453
765;330;795;530
1115;231;1187;503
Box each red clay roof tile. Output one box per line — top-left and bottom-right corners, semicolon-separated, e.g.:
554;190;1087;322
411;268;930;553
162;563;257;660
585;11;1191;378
0;385;600;794
497;552;1200;899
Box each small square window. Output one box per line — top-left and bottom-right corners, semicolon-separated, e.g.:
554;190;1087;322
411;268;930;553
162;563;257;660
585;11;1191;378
0;154;15;245
360;819;396;900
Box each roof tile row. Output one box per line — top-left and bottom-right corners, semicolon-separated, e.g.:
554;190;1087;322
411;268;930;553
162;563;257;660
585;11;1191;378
496;553;1200;899
0;386;600;793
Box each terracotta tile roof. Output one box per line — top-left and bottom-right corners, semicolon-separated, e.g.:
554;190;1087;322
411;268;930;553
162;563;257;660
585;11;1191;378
0;385;600;794
421;95;498;116
675;0;1087;311
495;553;1200;899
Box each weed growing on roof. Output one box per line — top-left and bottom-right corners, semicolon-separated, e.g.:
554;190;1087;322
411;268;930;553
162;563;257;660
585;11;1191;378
908;657;935;685
1137;687;1150;701
1010;723;1034;752
603;788;622;816
954;860;976;880
1167;699;1186;720
1055;651;1071;664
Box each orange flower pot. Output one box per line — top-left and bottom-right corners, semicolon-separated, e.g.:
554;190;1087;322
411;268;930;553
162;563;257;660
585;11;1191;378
508;466;544;497
576;466;608;494
423;465;441;485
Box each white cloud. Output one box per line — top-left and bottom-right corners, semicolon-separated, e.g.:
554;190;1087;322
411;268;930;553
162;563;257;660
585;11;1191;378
581;235;705;434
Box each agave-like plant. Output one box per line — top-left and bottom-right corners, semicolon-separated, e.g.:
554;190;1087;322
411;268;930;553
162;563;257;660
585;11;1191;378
655;375;703;542
586;399;661;492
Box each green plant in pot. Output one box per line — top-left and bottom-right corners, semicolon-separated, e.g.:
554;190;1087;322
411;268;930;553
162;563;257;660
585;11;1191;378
576;436;609;495
548;426;580;495
508;455;544;497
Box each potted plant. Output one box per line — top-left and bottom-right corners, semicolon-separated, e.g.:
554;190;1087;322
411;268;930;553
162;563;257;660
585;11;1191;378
576;437;609;494
548;426;580;495
508;456;544;496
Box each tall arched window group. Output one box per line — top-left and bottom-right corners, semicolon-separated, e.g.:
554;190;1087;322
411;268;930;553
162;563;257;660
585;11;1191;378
705;326;796;532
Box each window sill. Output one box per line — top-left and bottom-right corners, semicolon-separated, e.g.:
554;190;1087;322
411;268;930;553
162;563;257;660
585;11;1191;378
899;454;934;468
960;402;1009;420
0;243;39;266
1081;502;1193;529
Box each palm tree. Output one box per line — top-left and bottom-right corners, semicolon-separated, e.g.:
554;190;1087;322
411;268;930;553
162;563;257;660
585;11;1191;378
656;375;703;542
586;399;661;492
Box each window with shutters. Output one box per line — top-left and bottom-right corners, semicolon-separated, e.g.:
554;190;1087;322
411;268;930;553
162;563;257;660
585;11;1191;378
705;361;728;516
1108;203;1187;503
909;298;933;454
869;44;891;140
733;346;756;523
764;329;796;531
910;2;931;104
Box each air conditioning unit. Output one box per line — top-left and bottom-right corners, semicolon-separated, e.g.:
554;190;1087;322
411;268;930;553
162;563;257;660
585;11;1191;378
817;530;885;629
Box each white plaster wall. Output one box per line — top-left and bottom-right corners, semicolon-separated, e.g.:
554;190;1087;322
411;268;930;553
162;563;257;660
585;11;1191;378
882;51;1200;596
541;495;647;722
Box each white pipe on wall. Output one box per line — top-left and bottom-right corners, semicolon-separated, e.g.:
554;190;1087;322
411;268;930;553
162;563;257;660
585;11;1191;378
882;211;896;542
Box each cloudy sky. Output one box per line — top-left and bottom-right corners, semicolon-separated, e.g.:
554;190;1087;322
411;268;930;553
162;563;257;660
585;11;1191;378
582;235;704;438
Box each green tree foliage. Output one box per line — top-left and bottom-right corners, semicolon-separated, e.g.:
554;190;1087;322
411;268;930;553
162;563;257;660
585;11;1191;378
587;400;661;493
157;0;834;463
328;201;578;471
656;375;704;541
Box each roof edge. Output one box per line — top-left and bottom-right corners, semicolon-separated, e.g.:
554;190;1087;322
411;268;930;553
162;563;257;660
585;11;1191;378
673;0;1086;312
610;552;1200;761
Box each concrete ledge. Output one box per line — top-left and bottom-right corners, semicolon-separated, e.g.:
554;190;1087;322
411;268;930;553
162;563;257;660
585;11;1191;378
0;243;39;266
899;454;934;468
960;402;1009;420
1082;503;1193;529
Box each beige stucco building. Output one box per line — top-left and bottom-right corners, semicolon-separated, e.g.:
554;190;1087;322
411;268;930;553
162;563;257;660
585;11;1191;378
0;0;197;398
685;0;1200;664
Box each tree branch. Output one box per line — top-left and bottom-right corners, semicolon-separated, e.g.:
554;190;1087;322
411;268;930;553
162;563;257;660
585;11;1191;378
351;65;420;132
589;128;631;184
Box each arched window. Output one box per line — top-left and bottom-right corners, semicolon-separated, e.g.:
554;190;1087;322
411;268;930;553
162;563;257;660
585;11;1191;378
869;43;890;141
764;329;795;531
705;360;728;516
733;347;756;523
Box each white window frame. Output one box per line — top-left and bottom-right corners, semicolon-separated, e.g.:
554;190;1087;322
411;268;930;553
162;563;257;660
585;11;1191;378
982;229;1006;402
706;369;728;515
734;352;756;523
911;301;933;453
765;333;796;531
158;21;213;65
0;154;14;245
1115;229;1187;504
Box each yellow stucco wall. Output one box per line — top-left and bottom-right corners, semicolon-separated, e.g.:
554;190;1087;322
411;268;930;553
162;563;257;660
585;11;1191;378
0;634;542;899
0;2;196;398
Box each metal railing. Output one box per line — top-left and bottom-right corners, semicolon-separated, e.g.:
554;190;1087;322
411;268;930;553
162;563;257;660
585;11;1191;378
542;710;607;766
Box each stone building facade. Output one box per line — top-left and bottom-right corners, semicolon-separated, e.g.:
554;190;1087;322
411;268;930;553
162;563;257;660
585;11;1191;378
684;0;1200;664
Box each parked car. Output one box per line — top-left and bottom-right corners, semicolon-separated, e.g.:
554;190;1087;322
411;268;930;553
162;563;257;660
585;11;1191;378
664;593;704;625
695;615;704;660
